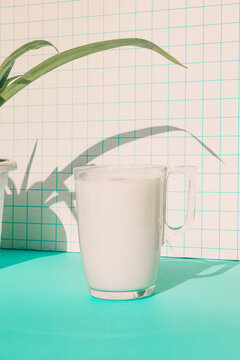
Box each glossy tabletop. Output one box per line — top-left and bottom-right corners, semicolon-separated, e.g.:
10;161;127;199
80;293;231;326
0;249;239;360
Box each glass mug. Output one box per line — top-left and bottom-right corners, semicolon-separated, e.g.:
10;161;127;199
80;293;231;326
74;165;197;300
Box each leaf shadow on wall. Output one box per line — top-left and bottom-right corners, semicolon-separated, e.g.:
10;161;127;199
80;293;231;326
2;124;221;254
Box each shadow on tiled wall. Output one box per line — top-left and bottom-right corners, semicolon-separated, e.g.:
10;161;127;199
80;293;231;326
1;125;220;251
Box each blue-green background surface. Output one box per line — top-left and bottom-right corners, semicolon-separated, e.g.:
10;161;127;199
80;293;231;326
0;250;239;360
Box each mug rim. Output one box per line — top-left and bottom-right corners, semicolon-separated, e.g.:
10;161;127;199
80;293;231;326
73;164;167;179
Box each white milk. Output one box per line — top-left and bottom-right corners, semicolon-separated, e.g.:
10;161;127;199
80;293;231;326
75;171;163;292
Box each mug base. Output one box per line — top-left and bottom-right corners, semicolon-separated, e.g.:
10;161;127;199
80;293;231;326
89;285;155;300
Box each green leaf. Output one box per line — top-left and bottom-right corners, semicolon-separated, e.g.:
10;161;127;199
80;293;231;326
0;75;20;94
0;63;15;88
0;38;186;106
0;40;58;90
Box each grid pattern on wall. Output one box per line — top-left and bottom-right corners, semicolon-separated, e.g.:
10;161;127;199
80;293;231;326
0;0;239;259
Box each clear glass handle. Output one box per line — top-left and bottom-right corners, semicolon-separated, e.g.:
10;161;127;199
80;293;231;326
164;166;197;242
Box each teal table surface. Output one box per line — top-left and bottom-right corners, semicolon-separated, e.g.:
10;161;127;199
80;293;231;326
0;249;239;360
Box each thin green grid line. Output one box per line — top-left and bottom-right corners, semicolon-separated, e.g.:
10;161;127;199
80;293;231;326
54;3;59;251
1;115;239;125
183;1;188;257
0;237;237;252
1;235;238;252
219;1;223;259
2;223;239;233
2;97;239;106
1;74;238;90
5;206;240;214
86;1;89;168
5;190;240;195
150;0;153;166
201;3;205;259
1;237;70;242
1;133;240;140
11;0;16;249
3;153;240;158
134;0;136;165
39;9;44;250
102;0;105;166
1;32;238;48
166;0;171;257
237;3;240;259
3;76;236;88
0;1;238;12
117;0;124;164
25;0;30;250
2;80;239;91
118;0;120;165
1;17;239;32
70;0;74;250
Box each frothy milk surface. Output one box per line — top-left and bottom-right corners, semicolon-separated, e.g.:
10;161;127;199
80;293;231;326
75;170;162;292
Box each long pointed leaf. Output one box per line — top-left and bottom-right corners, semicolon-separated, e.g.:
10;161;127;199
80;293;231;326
0;62;15;88
0;38;186;106
0;40;58;88
0;75;20;94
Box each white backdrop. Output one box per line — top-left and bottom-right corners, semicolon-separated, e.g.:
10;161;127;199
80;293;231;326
0;0;239;259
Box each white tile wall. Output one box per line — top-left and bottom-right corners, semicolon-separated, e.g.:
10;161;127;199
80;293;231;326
0;0;239;259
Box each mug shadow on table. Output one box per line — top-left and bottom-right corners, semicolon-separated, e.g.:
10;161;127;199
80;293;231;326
155;258;238;295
